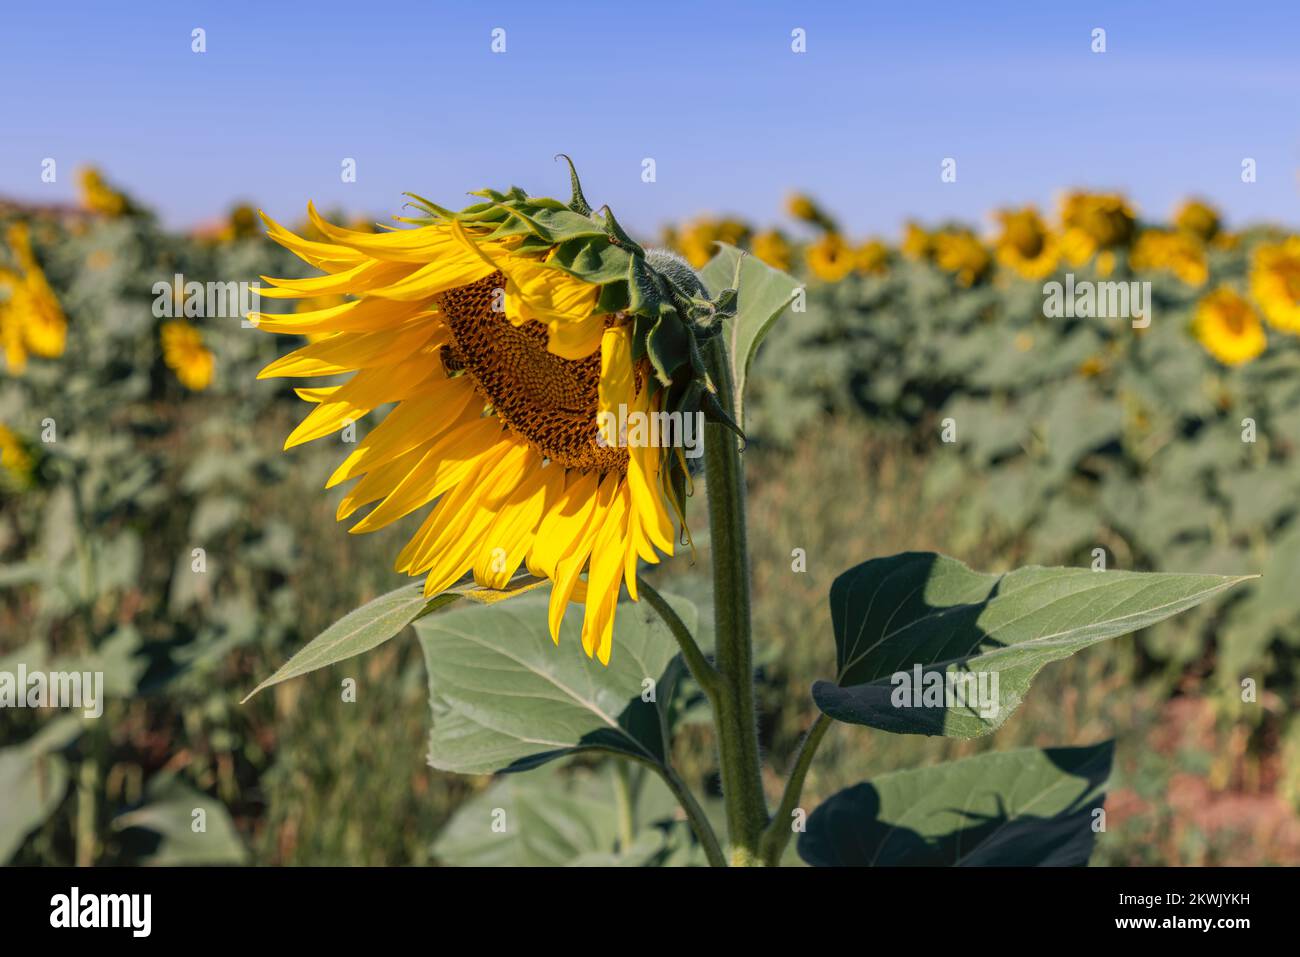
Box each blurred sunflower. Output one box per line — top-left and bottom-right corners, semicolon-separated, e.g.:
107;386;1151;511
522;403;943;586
900;221;935;262
0;423;33;488
1193;287;1266;365
933;230;992;287
77;166;132;218
665;216;750;268
1249;237;1300;333
993;207;1060;280
220;204;261;242
805;233;855;282
249;173;734;664
1173;198;1221;243
160;320;215;391
749;230;792;272
854;239;890;276
1130;229;1208;287
1058;191;1136;271
785;192;836;232
0;223;67;373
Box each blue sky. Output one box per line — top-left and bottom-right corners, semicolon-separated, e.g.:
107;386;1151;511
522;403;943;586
2;1;1298;238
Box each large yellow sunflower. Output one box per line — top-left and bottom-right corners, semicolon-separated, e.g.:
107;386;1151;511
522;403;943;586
1193;287;1266;366
252;175;730;664
1249;237;1300;333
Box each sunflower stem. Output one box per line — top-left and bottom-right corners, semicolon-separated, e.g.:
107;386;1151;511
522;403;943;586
701;334;768;866
758;713;831;865
639;577;721;702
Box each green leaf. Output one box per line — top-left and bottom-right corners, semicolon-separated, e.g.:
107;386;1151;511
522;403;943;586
433;763;666;867
242;575;548;702
0;716;82;864
698;243;800;428
813;552;1250;737
798;742;1114;866
112;776;248;866
418;593;691;774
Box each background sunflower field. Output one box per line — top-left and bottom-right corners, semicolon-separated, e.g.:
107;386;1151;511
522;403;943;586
2;166;1298;865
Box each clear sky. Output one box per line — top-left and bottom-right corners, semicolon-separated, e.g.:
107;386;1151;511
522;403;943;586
2;1;1298;238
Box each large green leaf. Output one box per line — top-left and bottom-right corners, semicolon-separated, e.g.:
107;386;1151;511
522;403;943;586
798;742;1114;866
433;763;686;867
0;716;82;864
698;243;800;428
418;593;691;774
813;552;1250;736
242;574;547;701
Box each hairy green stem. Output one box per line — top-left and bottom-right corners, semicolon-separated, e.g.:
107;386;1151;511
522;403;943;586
701;335;768;865
639;578;721;701
648;762;727;868
759;713;831;865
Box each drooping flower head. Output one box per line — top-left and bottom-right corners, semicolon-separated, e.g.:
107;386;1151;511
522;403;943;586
251;160;739;663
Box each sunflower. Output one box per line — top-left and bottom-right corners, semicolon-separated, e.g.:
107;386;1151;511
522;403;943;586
993;207;1060;280
251;171;736;663
1193;287;1266;365
785;192;836;232
1058;191;1136;267
854;239;889;277
0;423;33;488
933;230;992;287
78;166;132;218
749;230;792;272
900;221;935;262
665;216;751;268
160;320;215;390
804;233;855;282
1;223;67;373
1174;198;1221;242
1249;237;1300;333
1130;229;1208;287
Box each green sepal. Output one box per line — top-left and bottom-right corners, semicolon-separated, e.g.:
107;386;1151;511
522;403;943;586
598;204;646;256
597;280;631;316
546;236;633;286
555;153;593;216
645;313;692;388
